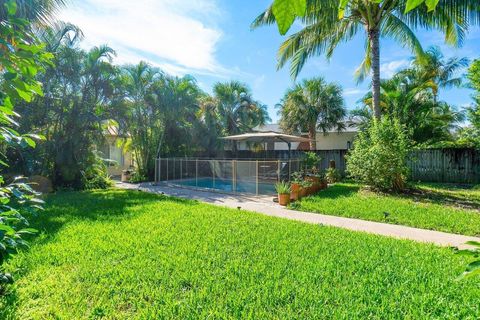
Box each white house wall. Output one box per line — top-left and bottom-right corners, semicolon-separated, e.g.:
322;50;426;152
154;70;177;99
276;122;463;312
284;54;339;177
315;132;356;150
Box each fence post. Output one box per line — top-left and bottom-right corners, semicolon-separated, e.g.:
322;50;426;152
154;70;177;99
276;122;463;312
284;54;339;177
166;158;169;181
256;160;259;196
232;160;236;193
196;159;198;187
288;160;291;181
277;160;280;182
180;158;182;180
212;160;215;188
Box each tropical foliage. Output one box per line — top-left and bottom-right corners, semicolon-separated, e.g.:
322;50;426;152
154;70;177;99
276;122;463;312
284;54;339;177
278;77;346;150
12;23;116;189
352;47;467;147
347;117;410;191
456;59;480;148
0;0;56;289
253;0;480;119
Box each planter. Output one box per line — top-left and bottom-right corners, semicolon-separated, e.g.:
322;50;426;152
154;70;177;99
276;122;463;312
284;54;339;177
290;183;301;201
121;170;132;182
320;180;328;190
278;193;291;206
299;186;308;198
306;176;321;185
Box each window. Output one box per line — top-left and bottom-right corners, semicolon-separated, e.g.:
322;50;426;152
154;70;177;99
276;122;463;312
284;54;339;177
109;144;123;166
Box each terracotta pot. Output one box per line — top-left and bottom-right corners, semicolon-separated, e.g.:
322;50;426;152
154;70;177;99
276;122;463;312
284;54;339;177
299;186;307;198
305;176;320;185
290;183;301;201
278;193;291;206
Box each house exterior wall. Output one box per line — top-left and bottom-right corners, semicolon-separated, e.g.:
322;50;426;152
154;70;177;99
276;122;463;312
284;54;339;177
315;131;357;150
237;132;356;151
100;136;134;177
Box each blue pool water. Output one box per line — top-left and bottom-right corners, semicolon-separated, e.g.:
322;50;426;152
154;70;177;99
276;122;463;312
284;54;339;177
170;177;276;195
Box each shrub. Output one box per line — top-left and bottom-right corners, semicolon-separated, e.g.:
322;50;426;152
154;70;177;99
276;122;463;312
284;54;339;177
346;117;410;191
303;152;321;174
129;171;148;183
81;153;113;190
325;167;341;183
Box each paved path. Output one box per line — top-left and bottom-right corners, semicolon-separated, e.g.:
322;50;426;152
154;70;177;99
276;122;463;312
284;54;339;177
117;182;480;249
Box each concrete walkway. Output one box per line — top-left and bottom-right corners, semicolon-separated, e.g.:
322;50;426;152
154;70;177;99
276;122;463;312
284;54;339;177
117;182;480;249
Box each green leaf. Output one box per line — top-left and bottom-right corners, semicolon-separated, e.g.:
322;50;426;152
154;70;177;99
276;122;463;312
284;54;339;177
17;228;38;235
15;88;33;102
22;137;36;148
338;0;349;19
405;0;424;13
5;0;17;15
0;224;15;236
425;0;439;11
466;241;480;247
272;0;307;35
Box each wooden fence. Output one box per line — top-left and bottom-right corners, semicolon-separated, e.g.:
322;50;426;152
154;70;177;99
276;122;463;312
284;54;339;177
408;149;480;184
191;148;480;184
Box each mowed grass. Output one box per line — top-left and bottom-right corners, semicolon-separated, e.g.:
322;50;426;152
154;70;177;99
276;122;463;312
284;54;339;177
294;183;480;236
1;190;479;319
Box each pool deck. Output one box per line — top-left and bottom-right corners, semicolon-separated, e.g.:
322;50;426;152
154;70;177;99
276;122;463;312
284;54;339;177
117;181;480;249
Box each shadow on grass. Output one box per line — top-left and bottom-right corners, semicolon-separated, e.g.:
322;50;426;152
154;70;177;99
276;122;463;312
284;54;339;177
0;189;197;317
399;186;480;211
32;189;197;236
308;184;361;200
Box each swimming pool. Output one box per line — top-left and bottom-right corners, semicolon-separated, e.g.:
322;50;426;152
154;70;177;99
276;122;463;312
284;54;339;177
169;177;276;195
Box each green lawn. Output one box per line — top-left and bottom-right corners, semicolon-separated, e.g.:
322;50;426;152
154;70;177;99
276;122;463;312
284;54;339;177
293;182;480;236
1;189;479;319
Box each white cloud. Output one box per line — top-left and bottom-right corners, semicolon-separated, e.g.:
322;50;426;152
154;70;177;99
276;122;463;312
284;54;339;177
380;59;410;78
344;88;366;96
59;0;225;75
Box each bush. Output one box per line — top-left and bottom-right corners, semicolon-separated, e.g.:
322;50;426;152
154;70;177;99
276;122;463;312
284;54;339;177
325;167;341;184
303;152;321;174
346;117;410;191
81;153;113;190
129;171;148;183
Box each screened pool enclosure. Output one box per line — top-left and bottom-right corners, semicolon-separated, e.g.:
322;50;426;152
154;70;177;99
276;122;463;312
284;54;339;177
154;158;303;195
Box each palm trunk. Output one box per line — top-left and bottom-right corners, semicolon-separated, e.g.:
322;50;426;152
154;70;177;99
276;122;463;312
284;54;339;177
369;28;381;120
308;125;316;151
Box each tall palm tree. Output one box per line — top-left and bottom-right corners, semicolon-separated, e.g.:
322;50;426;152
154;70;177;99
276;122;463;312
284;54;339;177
279;77;346;150
252;0;480;120
213;80;270;136
411;46;469;103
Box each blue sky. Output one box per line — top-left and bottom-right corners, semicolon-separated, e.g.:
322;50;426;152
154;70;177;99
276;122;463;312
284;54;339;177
60;0;480;123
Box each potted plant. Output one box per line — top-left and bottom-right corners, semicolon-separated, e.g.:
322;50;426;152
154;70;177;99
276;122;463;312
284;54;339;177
290;171;303;201
300;179;313;197
275;181;291;206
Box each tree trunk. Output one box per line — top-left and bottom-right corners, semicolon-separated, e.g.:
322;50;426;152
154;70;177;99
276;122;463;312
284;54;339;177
369;28;381;120
308;125;316;151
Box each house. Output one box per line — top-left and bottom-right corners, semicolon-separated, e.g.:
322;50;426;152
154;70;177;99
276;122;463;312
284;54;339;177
98;126;134;177
237;123;358;151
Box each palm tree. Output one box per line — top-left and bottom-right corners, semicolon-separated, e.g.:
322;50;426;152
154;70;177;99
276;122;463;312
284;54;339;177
360;71;463;145
213;80;270;136
0;0;67;23
197;95;221;155
411;46;469;103
252;0;480;120
279;77;346;150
